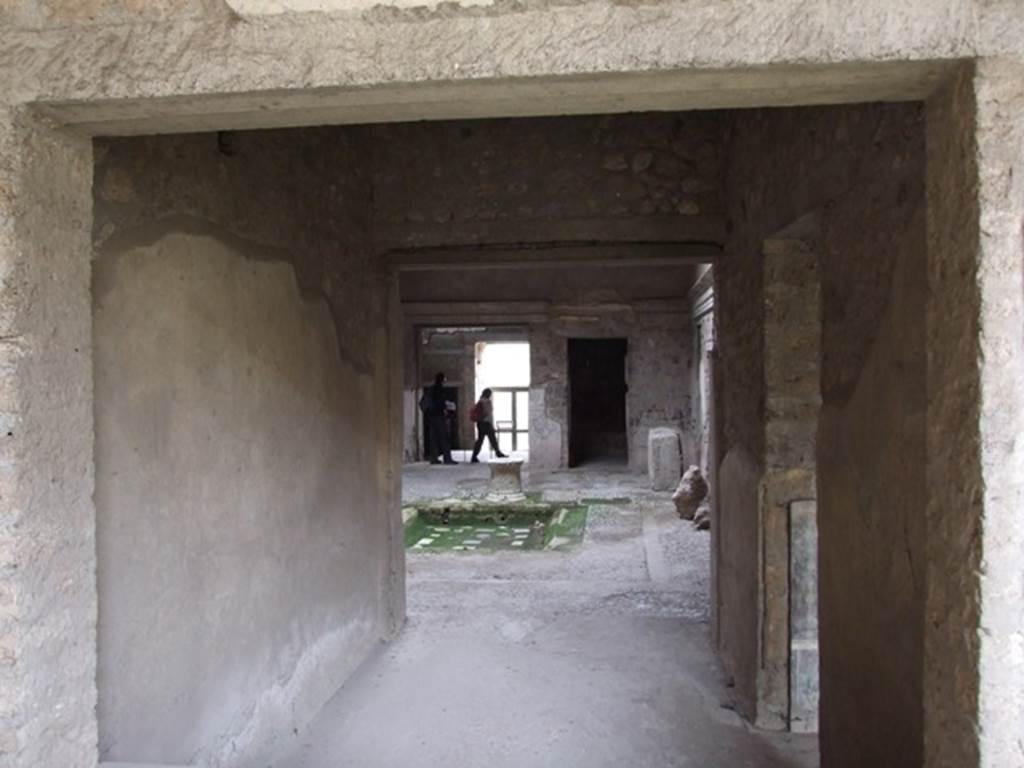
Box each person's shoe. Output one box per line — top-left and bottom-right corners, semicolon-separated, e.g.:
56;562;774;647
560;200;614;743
495;452;508;458
429;459;442;465
444;460;459;465
471;456;480;463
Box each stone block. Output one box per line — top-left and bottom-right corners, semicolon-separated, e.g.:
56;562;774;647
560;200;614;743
486;458;526;502
673;465;709;520
647;427;682;491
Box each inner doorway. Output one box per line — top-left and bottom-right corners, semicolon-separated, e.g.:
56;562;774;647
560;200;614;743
475;341;531;455
568;338;628;467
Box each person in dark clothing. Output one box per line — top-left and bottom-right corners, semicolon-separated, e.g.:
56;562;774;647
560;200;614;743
471;388;507;463
426;372;457;465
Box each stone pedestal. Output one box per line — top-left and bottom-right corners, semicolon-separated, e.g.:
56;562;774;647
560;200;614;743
487;458;526;502
648;427;683;491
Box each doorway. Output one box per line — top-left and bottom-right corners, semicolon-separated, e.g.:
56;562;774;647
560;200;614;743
568;338;628;467
475;341;531;455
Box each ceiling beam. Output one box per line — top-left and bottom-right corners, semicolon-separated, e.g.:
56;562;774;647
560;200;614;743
375;214;726;252
387;241;719;272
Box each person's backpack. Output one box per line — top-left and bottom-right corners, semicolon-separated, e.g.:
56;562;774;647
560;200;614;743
419;391;434;414
469;402;483;423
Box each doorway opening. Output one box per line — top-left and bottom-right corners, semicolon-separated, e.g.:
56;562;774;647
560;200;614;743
568;338;628;468
475;341;531;455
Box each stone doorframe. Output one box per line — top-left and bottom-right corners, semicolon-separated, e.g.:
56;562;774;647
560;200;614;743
0;25;1021;767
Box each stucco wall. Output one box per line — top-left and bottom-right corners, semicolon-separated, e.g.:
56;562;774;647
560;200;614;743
91;129;403;766
719;102;927;761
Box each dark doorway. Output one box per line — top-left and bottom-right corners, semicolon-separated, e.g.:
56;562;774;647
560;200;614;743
568;338;628;467
422;386;461;455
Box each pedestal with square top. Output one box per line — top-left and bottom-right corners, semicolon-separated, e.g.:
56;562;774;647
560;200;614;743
487;458;526;503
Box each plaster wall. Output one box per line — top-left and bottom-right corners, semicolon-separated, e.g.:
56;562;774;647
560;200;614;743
91;129;403;766
719;102;927;762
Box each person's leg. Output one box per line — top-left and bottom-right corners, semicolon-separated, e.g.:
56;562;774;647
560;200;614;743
485;422;507;457
472;423;485;461
428;414;443;464
440;417;456;463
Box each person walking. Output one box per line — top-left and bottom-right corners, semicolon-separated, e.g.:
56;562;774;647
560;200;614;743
423;372;457;465
470;388;507;463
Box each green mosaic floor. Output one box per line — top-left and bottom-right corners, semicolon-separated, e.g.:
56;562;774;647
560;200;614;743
403;502;589;552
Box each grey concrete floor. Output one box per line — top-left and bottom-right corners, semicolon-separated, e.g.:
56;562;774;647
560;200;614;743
269;462;818;768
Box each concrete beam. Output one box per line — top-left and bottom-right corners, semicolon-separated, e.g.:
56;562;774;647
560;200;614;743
33;61;956;137
387;242;720;272
400;298;687;326
8;0;1017;136
402;301;550;325
376;215;726;252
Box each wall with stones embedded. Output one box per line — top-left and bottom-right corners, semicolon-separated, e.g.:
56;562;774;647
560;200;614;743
91;128;405;767
398;264;697;305
372;112;723;246
719;102;927;761
385;111;717;472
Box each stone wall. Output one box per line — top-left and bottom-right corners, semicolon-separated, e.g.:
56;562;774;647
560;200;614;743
387;112;716;470
398;265;697;305
0;110;96;768
529;305;694;473
719;102;927;762
924;61;1024;768
401;303;694;474
384;111;714;474
372;112;723;246
92;128;404;766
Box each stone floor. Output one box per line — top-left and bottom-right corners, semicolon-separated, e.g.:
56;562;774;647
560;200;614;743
269;461;819;768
